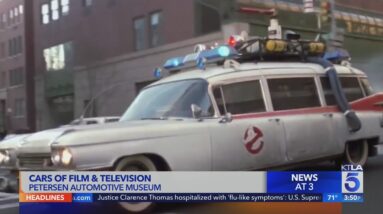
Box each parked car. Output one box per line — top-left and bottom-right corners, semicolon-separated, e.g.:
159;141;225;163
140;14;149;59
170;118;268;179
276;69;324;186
0;117;120;170
7;31;383;212
0;117;119;193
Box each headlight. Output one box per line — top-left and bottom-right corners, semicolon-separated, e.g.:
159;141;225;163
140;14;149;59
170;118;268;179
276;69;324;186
0;150;10;165
0;152;5;163
51;148;73;166
51;150;61;165
61;149;72;165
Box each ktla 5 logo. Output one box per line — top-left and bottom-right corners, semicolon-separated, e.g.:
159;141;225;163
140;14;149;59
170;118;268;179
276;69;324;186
342;171;363;193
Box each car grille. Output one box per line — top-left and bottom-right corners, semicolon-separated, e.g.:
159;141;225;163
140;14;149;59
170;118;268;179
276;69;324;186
18;155;53;169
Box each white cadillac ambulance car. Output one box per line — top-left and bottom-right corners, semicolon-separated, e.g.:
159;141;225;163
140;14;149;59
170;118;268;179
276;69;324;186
6;29;383;212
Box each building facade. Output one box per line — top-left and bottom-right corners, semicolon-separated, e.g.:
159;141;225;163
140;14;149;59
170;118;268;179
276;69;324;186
0;0;35;133
33;0;212;129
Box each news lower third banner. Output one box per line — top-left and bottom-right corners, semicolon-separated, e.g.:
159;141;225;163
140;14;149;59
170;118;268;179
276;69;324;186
19;165;363;204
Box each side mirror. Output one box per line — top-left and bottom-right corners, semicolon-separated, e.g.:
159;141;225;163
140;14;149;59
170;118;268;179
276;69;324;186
191;104;203;120
219;112;232;123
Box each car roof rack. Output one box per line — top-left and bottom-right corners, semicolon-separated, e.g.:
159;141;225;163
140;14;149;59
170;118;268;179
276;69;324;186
153;19;351;78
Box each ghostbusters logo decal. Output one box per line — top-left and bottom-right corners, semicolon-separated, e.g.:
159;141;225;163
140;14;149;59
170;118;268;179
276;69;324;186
243;126;264;155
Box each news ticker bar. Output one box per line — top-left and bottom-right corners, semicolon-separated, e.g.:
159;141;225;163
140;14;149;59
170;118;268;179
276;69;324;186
19;165;363;203
19;193;364;203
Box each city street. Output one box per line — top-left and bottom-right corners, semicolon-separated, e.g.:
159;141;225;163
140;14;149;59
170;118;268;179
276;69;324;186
0;192;18;214
1;148;382;214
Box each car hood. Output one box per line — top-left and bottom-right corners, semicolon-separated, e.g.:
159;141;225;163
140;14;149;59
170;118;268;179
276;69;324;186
17;127;77;154
17;119;203;154
0;134;31;150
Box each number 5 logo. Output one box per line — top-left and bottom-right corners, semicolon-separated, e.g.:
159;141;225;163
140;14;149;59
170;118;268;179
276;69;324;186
345;173;360;192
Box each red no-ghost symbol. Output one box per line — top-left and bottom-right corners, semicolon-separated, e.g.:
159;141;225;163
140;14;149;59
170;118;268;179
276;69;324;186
243;126;264;154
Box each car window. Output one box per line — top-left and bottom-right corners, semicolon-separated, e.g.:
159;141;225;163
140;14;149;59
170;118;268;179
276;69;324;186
360;78;374;96
268;77;320;110
320;77;364;105
320;77;337;106
213;80;265;115
340;77;364;101
120;79;213;120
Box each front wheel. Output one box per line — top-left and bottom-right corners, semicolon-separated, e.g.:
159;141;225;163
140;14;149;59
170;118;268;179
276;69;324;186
115;156;157;213
339;140;369;167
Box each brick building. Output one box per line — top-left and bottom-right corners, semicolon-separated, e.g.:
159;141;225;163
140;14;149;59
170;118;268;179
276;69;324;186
0;0;35;133
33;0;215;129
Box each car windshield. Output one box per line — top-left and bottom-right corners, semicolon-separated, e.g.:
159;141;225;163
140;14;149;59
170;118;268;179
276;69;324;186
120;79;213;121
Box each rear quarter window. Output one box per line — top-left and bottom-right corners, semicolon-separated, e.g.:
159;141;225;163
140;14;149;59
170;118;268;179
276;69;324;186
320;76;364;105
268;77;320;110
360;78;374;96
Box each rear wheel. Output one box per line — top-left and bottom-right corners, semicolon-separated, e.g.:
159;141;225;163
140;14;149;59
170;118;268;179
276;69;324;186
115;156;157;213
339;140;369;167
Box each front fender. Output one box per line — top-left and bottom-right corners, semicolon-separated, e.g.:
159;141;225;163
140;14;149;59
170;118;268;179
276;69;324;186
65;130;212;171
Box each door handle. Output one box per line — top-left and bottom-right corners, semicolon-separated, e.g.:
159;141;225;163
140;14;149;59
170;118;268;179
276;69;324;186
323;113;333;118
268;118;280;122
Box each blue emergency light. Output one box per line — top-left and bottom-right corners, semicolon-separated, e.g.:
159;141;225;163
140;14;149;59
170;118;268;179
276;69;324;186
323;49;350;62
163;57;185;70
153;67;162;79
162;45;238;71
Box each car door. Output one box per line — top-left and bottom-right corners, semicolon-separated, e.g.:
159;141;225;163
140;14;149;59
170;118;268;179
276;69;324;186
267;76;337;162
209;78;287;170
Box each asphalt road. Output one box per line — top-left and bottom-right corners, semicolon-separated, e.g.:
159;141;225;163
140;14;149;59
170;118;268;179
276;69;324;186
1;152;383;214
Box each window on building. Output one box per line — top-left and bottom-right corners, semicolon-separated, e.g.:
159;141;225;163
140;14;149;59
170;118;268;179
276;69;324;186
17;36;22;53
19;5;24;15
51;0;60;20
41;3;50;24
9;67;23;86
0;42;5;59
150;11;162;47
268;77;320;111
214;80;266;115
8;36;22;56
43;42;73;72
0;14;3;30
83;0;93;7
133;17;146;51
2;13;6;28
195;1;221;35
9;9;13;26
0;72;6;88
61;0;70;15
14;98;25;117
8;39;12;56
14;7;20;23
